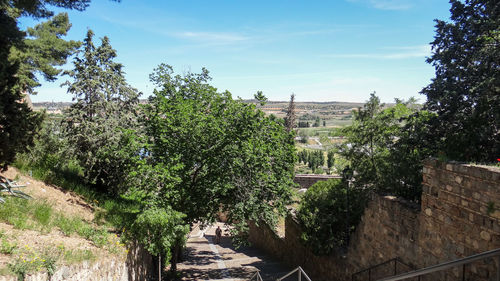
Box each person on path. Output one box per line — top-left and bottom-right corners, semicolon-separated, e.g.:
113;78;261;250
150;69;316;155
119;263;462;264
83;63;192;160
215;226;222;244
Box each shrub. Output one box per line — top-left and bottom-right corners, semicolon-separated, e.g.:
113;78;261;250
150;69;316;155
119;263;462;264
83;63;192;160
297;179;368;255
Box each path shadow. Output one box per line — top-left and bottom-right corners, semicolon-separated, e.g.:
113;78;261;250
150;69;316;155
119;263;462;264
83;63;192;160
180;233;293;281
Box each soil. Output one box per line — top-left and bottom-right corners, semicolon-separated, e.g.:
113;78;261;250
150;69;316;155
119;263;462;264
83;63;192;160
0;167;116;272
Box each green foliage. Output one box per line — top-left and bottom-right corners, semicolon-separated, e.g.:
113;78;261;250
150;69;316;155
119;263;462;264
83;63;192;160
130;206;189;262
8;245;63;281
297;149;325;172
0;0;86;170
9;13;81;93
5;241;96;281
142;64;296;233
297;179;368;255
32;201;52;228
298;121;309;128
62;248;96;264
0;197;30;229
1;238;17;255
284;94;296;132
254;90;268;106
339;93;426;202
313;116;321;127
421;0;500;162
327;150;335;170
0;196;110;247
62;29;140;194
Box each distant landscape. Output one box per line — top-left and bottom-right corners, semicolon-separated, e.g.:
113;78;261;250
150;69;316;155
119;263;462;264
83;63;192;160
34;99;362;126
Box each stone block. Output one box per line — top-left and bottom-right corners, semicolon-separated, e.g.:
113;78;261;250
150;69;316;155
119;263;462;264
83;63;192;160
480;231;491;241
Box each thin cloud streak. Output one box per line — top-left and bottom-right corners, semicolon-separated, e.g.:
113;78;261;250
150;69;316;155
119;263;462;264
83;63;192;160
323;45;431;60
347;0;414;10
174;31;250;43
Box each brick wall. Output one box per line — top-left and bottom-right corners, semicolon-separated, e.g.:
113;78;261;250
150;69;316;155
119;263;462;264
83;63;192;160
294;174;341;189
249;160;500;281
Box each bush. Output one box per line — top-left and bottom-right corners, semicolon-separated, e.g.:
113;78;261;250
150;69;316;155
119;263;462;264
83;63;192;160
297;179;368;255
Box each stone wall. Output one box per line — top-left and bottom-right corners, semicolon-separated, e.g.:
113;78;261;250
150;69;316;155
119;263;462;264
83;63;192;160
294;174;341;189
0;242;153;281
249;161;500;281
248;217;348;281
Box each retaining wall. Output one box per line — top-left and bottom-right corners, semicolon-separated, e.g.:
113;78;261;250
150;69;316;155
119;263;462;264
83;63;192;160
249;160;500;281
0;242;153;281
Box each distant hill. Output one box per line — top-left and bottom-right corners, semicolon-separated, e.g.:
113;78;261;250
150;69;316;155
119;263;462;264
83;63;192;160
33;99;366;120
243;100;364;121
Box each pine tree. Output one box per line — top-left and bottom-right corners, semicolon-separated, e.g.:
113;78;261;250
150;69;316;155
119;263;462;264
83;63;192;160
1;2;85;169
422;0;500;162
63;30;140;192
284;93;296;132
327;150;335;170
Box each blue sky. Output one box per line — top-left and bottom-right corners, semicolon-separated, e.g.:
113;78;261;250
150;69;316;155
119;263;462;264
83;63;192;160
23;0;452;103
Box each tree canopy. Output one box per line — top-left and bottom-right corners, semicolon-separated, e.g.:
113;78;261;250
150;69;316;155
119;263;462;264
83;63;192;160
141;64;296;231
340;93;425;202
63;29;140;192
0;0;91;170
422;0;500;162
297;179;367;255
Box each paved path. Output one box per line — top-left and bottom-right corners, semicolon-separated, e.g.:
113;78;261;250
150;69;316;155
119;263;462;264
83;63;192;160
178;222;294;281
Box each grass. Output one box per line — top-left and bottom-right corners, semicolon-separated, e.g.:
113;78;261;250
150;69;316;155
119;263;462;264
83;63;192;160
1;237;17;254
0;157;129;278
7;244;83;280
0;197;110;248
63;248;96;264
13;156;140;232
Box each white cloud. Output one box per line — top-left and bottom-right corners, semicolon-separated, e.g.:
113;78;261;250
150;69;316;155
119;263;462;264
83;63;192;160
323;45;431;60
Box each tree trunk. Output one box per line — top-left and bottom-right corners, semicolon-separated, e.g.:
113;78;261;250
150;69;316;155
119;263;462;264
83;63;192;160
158;254;162;281
170;244;180;273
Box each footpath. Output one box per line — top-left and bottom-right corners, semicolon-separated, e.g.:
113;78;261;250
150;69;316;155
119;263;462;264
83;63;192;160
178;222;293;281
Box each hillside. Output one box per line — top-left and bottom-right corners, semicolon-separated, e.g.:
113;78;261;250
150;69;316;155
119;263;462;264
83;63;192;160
0;167;126;279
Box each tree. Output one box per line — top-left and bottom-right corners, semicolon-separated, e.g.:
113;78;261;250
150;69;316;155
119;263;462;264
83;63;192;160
254;90;267;106
130;206;189;280
340;93;423;202
284;93;296;132
327;150;335;171
313;116;320;127
297;179;368;255
63;30;140;193
142;64;296;266
0;0;92;170
421;0;500;162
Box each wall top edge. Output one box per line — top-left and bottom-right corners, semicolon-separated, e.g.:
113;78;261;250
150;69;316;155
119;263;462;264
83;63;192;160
423;158;500;178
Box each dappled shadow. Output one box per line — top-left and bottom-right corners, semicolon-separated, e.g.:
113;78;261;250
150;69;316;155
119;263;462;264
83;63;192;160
182;246;219;266
180;266;256;280
180;232;293;281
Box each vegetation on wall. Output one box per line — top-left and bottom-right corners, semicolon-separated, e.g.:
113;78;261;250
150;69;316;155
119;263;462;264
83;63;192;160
297;179;368;255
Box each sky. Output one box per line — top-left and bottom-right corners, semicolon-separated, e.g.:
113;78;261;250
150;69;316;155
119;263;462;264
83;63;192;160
22;0;453;103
